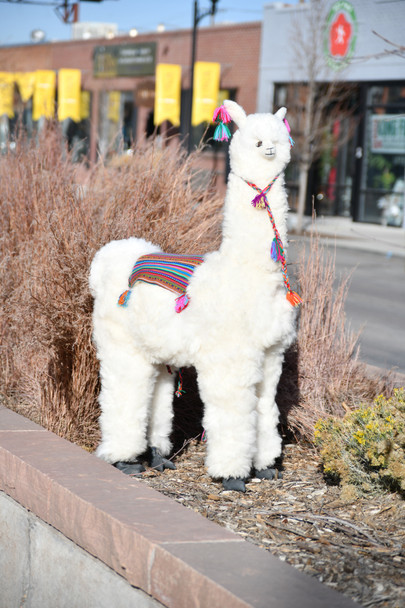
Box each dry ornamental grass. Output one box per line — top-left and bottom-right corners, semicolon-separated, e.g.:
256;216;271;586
1;131;402;608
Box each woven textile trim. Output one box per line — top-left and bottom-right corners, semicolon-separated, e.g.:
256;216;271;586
118;253;205;307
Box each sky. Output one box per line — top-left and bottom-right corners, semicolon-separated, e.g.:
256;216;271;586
0;0;300;46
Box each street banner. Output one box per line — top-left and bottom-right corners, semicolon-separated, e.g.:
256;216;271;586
15;72;36;102
154;64;181;127
33;70;56;121
58;68;81;122
107;91;121;123
0;72;15;118
80;90;90;120
191;61;220;126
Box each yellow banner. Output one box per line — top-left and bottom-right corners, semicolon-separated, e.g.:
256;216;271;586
58;68;81;122
154;64;181;127
107;91;120;123
0;72;15;119
15;72;36;102
191;61;220;126
80;90;90;120
33;70;56;121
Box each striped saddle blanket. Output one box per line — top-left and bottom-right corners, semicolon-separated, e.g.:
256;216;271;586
118;252;204;312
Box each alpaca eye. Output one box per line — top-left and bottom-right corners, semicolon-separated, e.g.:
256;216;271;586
256;141;263;147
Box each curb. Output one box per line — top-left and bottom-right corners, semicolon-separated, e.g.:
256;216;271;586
0;405;360;608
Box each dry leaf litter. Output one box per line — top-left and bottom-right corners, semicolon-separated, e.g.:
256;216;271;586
138;439;404;608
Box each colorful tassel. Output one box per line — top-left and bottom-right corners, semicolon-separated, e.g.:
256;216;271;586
251;192;266;209
213;104;232;142
213;122;231;142
286;290;303;308
118;289;131;307
270;237;282;262
175;293;190;313
213;105;232;124
283;118;295;147
201;429;207;443
175;369;185;398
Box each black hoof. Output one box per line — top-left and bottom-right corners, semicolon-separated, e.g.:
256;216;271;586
254;467;283;480
222;477;246;492
113;461;146;476
149;447;176;472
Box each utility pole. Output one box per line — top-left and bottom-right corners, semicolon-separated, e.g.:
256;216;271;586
187;0;219;153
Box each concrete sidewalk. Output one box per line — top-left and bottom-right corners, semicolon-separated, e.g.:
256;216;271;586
289;214;405;258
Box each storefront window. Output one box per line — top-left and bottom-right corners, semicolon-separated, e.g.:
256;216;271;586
98;91;136;160
361;86;405;226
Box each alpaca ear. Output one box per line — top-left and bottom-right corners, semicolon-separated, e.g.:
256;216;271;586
223;100;247;129
275;107;287;121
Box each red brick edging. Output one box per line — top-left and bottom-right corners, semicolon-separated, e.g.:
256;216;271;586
0;405;359;608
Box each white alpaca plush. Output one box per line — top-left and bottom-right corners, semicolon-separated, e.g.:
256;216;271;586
89;101;301;492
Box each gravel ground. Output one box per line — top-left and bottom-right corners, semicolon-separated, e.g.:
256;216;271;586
138;440;405;608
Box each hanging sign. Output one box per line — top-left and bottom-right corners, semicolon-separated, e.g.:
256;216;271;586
107;91;121;122
58;68;81;122
371;114;405;154
154;64;181;127
324;1;357;70
15;72;36;102
191;61;220;126
33;70;56;121
80;91;90;120
0;72;14;118
93;43;156;78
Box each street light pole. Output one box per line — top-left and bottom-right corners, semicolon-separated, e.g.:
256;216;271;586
187;0;219;154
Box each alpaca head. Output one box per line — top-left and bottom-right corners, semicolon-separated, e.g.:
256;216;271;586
223;100;291;185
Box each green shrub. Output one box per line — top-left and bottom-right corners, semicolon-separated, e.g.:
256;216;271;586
314;389;405;496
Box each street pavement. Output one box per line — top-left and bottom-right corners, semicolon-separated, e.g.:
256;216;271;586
288;216;405;377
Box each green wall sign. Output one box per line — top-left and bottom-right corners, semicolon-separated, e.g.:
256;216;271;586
93;42;156;78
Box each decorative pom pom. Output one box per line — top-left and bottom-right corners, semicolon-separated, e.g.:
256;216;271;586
213;105;232;124
286;290;303;307
175;293;190;313
118;289;131;307
175;369;185;397
251;192;266;209
271;237;283;262
213;122;231;142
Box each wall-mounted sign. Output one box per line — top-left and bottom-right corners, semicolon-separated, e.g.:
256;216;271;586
93;42;156;78
324;1;357;71
371;114;405;154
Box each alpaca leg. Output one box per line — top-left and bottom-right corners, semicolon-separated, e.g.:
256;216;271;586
147;365;176;471
95;342;158;468
254;347;284;477
197;361;258;491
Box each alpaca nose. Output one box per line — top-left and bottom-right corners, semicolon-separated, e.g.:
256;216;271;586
265;145;275;156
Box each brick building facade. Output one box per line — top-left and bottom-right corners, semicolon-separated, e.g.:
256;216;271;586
0;22;261;164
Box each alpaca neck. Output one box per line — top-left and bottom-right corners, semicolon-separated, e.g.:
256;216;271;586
219;172;288;266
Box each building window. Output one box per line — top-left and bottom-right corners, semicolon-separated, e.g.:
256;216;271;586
360;85;405;226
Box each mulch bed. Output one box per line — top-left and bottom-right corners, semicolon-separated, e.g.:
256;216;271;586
139;439;404;608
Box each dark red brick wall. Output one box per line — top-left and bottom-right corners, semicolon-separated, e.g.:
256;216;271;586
0;22;261;112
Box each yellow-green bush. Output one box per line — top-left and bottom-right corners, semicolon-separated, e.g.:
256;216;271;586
315;389;405;496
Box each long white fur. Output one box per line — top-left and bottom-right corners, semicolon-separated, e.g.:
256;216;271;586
89;100;297;480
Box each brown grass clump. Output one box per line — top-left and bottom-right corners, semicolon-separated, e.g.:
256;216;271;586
277;231;393;441
0;129;222;448
0;131;393;450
